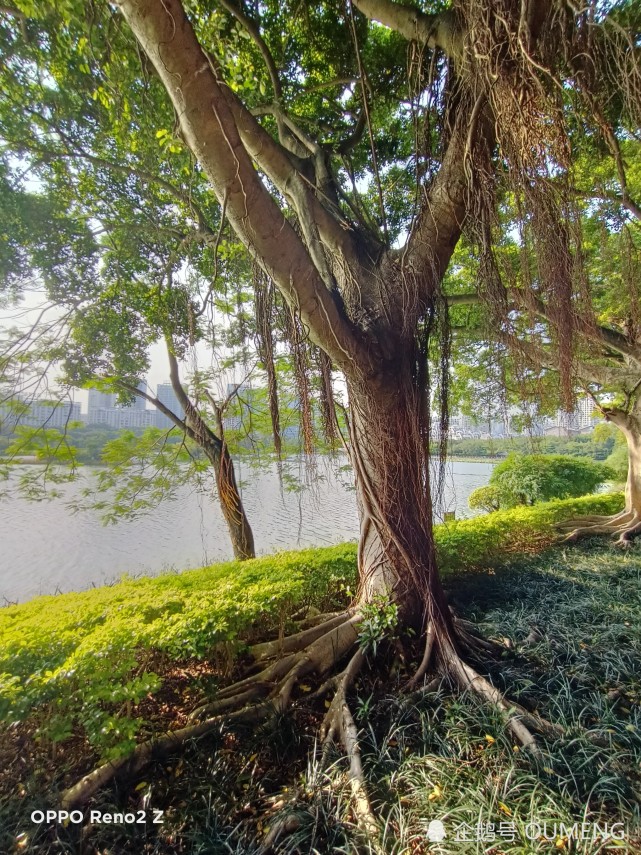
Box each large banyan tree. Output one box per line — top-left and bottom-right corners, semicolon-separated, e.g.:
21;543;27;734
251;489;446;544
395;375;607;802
6;0;641;827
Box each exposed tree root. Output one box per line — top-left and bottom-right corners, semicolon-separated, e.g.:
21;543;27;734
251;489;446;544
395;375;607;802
60;607;589;837
616;517;641;548
250;611;352;664
259;813;303;854
559;510;641;547
450;655;563;752
399;676;442;712
320;647;380;842
404;624;435;690
557;510;634;530
453;616;504;657
61;612;361;811
60;699;272;810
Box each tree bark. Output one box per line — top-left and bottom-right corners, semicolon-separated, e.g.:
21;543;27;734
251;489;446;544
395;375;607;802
562;399;641;546
203;437;255;561
120;375;255;560
117;0;469;595
165;347;255;561
345;349;455;648
606;403;641;543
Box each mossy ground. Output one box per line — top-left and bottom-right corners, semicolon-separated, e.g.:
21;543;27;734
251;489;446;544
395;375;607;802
1;494;639;854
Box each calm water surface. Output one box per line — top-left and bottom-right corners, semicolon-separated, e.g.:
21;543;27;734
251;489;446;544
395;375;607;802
0;458;493;603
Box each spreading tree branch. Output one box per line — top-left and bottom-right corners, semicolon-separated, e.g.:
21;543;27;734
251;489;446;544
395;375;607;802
117;0;369;372
352;0;462;58
574;188;641;222
447;289;641;367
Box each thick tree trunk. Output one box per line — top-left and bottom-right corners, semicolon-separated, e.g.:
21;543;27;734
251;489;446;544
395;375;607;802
163;347;256;561
623;430;641;516
610;405;641;543
345;351;455;647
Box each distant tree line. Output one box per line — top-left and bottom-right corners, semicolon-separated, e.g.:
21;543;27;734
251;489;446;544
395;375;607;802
444;428;621;464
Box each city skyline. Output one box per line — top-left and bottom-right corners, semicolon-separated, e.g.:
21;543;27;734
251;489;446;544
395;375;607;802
2;386;602;439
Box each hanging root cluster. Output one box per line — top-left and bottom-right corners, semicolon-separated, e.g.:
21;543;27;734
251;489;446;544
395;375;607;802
253;268;341;457
456;0;641;415
253;268;282;457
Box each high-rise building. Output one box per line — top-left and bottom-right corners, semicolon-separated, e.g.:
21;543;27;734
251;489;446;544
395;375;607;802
155;383;184;429
0;398;81;432
30;400;82;429
87;388;117;424
132;381;148;410
549;397;599;435
87;382;153;426
101;408;158;429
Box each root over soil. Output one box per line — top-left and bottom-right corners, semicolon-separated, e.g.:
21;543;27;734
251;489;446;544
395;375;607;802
60;604;562;847
558;509;641;547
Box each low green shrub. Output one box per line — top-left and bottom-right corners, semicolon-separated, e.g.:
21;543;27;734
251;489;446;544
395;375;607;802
467;483;501;513
469;453;613;511
0;545;356;759
439;491;622;573
0;492;623;759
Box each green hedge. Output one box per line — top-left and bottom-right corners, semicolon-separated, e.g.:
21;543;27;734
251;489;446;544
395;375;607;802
0;545;357;757
0;492;624;758
436;491;624;572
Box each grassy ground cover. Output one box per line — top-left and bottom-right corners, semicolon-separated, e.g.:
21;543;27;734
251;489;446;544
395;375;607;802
0;491;637;853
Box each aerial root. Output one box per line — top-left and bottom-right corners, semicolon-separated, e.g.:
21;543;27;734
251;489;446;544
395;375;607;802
61;613;361;812
404;624;435;690
321;647;380;844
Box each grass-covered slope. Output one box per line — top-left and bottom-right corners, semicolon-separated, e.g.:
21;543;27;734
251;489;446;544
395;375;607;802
0;492;624;762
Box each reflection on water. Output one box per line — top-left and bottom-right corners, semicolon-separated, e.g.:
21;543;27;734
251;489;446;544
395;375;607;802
0;456;493;603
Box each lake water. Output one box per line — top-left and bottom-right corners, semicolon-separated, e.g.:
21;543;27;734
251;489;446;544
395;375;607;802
0;458;493;603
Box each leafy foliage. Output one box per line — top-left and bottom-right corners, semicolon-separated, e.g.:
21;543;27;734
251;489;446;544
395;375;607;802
469;454;613;511
438;492;623;573
357;596;398;656
447;430;619;461
467;484;501;513
0;545;356;760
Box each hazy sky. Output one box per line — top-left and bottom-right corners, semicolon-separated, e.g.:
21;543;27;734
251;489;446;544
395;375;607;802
0;288;242;413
